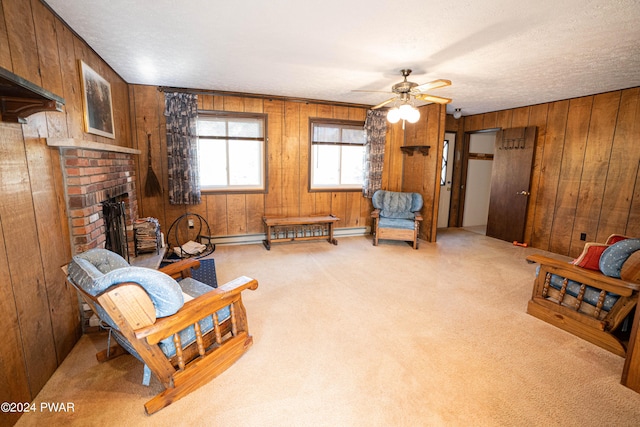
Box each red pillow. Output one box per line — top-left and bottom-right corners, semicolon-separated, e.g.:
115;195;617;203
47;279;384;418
572;242;610;271
606;234;629;245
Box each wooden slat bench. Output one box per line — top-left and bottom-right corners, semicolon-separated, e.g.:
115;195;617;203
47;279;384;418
262;215;339;250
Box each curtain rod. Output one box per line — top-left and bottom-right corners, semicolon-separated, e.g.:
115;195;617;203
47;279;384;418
157;86;373;109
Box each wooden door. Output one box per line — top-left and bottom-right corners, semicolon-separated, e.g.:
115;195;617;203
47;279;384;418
486;126;537;243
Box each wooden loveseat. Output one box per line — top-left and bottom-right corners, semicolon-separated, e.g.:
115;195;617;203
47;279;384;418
526;236;640;357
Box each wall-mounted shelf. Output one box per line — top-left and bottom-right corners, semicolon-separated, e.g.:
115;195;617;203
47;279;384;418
400;145;431;156
0;66;65;123
46;138;141;155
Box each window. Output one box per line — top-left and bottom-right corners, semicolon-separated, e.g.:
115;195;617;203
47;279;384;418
441;139;449;186
197;112;266;191
310;119;366;190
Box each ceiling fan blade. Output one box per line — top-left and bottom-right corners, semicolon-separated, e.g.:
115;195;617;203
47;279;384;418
414;94;452;104
352;89;394;94
372;97;396;109
412;79;452;93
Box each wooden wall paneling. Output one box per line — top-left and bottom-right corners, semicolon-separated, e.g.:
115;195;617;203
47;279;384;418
55;21;84;140
212;95;224;110
133;85;166;224
548;96;593;256
384;122;404;191
0;0;11;69
333;105;350;120
463;114;484;132
31;0;63;96
495;110;513;129
0;123;58;396
245;194;264;234
429;104;447;241
205;194;227;236
22;115;80;364
628;160;640;238
298;103;316;217
331;192;347;226
530;100;569;250
222;96;244;112
31;0;68;140
111;76;131;147
199;94;214;110
283;101;301;217
597;88;640;240
403;120;426;179
0;213;29;427
264;99;284;216
343;192;362;227
3;0;39;82
511;106;531;128
522;103;549;245
482;111;498;129
570;91;620;254
243;97;263;114
226;194;247;235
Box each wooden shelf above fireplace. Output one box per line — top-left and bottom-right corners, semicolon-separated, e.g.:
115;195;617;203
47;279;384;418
46;138;141;155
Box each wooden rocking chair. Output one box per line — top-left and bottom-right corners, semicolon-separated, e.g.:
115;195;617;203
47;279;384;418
65;248;258;414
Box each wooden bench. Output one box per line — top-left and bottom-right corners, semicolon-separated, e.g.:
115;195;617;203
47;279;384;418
262;215;339;250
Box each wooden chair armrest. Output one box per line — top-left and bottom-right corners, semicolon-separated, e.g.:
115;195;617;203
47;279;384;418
526;254;640;295
371;209;380;219
414;214;423;221
159;258;201;279
136;276;258;344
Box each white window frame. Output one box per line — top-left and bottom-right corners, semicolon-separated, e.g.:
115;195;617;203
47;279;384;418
197;111;267;193
309;119;366;191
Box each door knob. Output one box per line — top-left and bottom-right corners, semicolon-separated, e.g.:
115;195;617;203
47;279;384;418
516;191;530;196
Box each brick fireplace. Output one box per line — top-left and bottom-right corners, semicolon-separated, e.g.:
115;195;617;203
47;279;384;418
59;146;139;257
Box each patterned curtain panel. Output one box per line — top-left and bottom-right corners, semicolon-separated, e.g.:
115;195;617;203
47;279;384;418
164;92;201;205
362;109;387;198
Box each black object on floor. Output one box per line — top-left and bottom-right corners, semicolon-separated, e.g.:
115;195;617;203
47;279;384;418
191;258;217;288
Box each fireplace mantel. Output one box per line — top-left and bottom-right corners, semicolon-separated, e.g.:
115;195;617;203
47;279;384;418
46;137;141;155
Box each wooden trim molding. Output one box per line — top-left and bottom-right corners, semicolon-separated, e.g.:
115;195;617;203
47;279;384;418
46;138;141;155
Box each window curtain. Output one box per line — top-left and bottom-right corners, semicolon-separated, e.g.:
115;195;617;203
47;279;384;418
164;92;201;204
362;109;387;198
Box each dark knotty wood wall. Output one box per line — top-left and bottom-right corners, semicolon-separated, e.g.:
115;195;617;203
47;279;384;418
130;86;379;238
446;88;640;258
0;1;133;424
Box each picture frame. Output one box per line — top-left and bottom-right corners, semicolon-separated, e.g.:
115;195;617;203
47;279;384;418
79;60;115;139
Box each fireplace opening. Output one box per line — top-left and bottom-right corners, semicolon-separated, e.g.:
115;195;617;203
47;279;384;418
102;195;129;262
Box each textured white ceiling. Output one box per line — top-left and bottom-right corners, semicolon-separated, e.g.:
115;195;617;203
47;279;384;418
44;0;640;116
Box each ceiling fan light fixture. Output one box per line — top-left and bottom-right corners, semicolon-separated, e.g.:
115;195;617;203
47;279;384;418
453;108;462;119
388;103;420;124
387;107;401;123
406;108;420;123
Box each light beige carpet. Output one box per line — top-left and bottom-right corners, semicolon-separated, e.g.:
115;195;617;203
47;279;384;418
16;229;640;426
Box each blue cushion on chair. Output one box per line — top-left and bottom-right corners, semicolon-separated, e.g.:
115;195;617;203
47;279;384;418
378;217;416;230
158;277;231;358
600;238;640;278
372;190;423;219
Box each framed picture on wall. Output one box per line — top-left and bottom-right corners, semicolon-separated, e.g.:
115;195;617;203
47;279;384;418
79;60;115;139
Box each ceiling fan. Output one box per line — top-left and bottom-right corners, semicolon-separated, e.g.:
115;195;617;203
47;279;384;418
367;69;452;110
